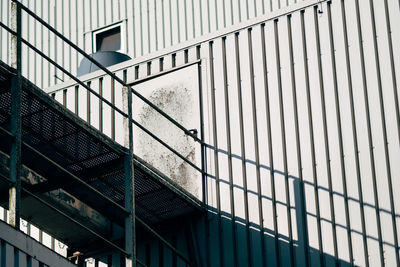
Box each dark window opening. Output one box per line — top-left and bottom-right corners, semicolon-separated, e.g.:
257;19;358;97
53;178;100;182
96;26;121;52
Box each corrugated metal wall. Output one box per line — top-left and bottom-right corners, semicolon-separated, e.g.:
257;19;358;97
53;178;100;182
0;0;303;90
45;0;400;266
1;0;400;266
0;220;76;267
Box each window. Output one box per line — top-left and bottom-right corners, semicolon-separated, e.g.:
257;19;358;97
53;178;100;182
92;22;125;53
96;26;121;52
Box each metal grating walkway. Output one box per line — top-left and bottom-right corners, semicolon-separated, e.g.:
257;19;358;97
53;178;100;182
0;60;202;254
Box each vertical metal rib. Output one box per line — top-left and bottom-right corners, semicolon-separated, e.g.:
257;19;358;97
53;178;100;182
215;0;219;30
382;0;400;261
63;89;67;107
68;0;71;76
169;0;173;46
326;2;354;265
53;2;57;85
74;85;79;115
313;5;339;266
273;19;294;267
234;31;252;267
47;0;51;87
75;0;78;77
61;0;65;81
287;13;311;267
161;0;165;49
96;0;99;27
155;0;158;50
89;0;92;31
147;0;151;53
99;77;103;133
25;0;30;83
300;9;325;267
230;0;234;25
247;27;266;267
246;0;249;20
111;77;115;141
140;0;144;55
0;1;2;63
6;0;9;64
340;0;369;265
159;240;164;267
196;46;205;204
260;22;281;267
222;0;226;28
206;0;211;33
132;0;137;57
199;0;203;35
33;0;37;85
135;66;139;80
383;1;400;146
123;70;127;83
221;36;238;267
147;61;151;75
184;0;188;40
197;44;210;267
177;0;181;43
172;236;177;267
172;53;176;67
184;49;189;64
192;0;195;38
354;0;386;264
208;40;224;267
87;81;91;124
366;0;399;265
238;0;242;23
160;57;164;71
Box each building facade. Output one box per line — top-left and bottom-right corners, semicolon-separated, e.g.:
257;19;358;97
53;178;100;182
1;0;400;266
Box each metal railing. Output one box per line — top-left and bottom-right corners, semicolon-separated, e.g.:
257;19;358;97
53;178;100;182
0;1;205;266
0;2;206;177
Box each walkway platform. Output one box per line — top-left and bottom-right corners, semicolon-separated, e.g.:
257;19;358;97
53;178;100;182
0;60;203;255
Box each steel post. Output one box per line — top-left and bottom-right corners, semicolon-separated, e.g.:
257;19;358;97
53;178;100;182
123;85;136;267
9;0;22;230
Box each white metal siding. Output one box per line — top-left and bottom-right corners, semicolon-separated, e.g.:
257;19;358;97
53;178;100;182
0;0;305;89
0;220;76;267
1;0;399;266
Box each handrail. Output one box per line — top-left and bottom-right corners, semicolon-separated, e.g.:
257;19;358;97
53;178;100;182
10;0;201;144
0;20;202;176
1;1;204;265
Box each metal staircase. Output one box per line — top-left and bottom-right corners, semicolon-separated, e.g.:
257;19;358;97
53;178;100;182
0;1;205;266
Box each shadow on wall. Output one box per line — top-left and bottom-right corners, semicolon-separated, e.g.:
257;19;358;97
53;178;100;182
205;210;353;267
132;208;353;267
129;143;400;267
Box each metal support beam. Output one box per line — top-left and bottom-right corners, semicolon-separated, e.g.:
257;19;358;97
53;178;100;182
0;126;130;222
21;188;128;255
9;0;22;230
123;85;136;267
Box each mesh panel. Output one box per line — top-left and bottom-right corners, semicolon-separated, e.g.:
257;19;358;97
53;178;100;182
0;61;201;228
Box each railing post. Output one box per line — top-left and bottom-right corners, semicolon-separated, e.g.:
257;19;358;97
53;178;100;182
197;60;206;206
9;0;22;230
123;85;136;267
